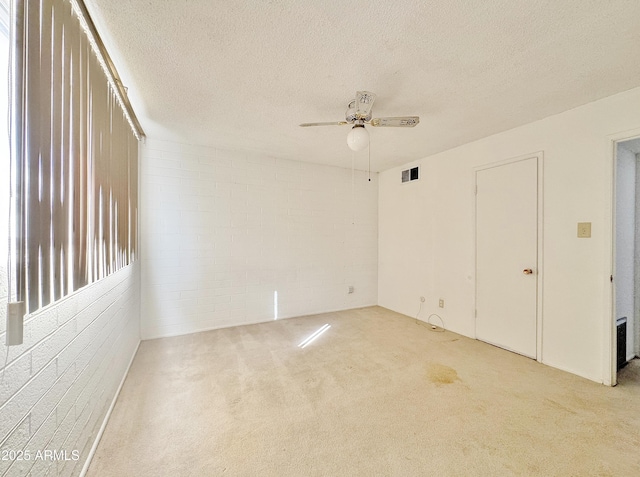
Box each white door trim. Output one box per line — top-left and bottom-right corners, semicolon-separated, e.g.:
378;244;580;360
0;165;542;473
607;127;640;386
473;151;544;362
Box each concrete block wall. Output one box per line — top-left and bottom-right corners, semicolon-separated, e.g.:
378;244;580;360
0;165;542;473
0;263;140;477
141;138;378;338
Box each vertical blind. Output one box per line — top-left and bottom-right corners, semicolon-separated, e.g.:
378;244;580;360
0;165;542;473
11;0;143;314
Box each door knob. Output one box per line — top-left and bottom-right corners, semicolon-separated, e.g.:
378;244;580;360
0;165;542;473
523;268;533;275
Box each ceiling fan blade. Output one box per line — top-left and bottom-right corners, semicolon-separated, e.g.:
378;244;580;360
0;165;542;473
355;91;376;120
299;121;348;127
370;116;420;127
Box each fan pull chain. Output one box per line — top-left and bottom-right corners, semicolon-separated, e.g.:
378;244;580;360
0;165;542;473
351;150;355;225
368;138;371;181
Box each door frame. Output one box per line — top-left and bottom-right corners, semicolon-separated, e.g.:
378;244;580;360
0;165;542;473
473;152;544;362
608;128;640;386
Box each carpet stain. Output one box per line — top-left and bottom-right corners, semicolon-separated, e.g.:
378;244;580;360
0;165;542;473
426;363;459;385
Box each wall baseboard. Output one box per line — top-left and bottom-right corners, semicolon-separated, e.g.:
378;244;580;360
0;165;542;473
78;339;141;477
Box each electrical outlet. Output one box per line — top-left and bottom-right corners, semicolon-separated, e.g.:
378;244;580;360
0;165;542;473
348;286;354;294
438;299;444;308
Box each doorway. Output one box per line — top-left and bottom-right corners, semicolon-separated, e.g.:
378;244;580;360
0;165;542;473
614;137;640;384
475;155;542;359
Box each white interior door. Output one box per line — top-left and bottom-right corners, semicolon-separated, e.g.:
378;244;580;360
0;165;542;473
476;157;538;358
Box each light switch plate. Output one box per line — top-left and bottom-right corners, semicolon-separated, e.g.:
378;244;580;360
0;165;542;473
577;222;591;238
6;302;25;346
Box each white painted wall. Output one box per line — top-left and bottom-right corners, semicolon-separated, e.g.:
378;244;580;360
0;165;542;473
379;86;640;383
140;139;378;339
0;263;140;477
0;16;131;476
615;144;636;360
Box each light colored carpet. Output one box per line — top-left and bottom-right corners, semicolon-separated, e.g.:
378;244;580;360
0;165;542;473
87;307;640;476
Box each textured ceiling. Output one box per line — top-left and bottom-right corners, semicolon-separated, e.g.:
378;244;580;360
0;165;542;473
84;0;640;171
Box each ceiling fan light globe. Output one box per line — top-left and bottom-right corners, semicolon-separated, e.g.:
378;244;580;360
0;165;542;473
347;126;369;151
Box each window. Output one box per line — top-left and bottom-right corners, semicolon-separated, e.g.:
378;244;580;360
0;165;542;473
9;0;144;314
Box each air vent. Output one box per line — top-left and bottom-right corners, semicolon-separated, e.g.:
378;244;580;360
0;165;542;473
402;166;419;183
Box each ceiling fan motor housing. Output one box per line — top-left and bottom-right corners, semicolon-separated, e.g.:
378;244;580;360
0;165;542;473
345;100;371;123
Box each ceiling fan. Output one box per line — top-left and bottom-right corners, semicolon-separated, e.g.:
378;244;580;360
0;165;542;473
300;91;419;151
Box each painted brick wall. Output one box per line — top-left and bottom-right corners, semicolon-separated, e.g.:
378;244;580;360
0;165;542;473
141;138;378;338
0;263;140;477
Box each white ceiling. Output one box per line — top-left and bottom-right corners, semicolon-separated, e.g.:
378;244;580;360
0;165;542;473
84;0;640;172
